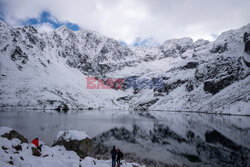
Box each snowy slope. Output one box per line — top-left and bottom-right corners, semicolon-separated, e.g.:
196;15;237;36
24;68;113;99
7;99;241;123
108;24;250;114
0;20;249;113
0;20;128;110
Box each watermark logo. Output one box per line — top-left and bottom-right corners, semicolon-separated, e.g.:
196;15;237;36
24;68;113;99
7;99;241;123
86;77;124;89
86;77;164;91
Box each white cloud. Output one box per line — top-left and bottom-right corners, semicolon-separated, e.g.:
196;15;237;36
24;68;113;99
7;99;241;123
35;23;54;33
1;0;250;44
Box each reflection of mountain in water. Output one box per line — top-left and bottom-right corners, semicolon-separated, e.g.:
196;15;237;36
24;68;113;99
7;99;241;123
94;122;250;167
0;110;249;166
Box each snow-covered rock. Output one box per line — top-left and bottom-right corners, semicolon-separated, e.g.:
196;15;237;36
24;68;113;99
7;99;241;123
0;127;12;136
56;130;90;141
54;130;94;158
159;37;194;58
0;127;28;143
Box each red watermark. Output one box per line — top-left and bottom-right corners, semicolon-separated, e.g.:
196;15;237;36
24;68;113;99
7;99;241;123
86;77;124;89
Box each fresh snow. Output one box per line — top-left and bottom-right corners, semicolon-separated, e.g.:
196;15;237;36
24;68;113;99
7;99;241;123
0;20;250;114
56;130;90;141
0;127;145;167
0;127;12;136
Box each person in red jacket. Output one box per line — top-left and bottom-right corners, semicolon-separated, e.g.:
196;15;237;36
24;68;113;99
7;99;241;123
32;137;41;151
32;138;39;147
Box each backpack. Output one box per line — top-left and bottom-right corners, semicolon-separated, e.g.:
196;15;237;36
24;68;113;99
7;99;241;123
121;152;123;158
119;151;123;158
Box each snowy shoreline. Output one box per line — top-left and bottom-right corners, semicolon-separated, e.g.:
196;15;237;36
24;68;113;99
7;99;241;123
1;106;250;117
0;127;146;167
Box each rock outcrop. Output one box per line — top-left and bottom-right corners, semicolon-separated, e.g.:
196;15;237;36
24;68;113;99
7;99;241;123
195;56;245;94
1;129;28;143
53;130;94;158
244;32;250;55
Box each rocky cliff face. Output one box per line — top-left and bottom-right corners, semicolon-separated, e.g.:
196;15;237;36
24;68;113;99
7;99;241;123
0;20;249;113
0;21;136;76
108;24;250;113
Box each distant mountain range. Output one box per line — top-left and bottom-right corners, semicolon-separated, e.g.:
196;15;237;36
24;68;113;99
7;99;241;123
0;20;249;114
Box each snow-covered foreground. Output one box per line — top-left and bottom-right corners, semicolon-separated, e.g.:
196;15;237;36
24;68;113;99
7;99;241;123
0;127;145;167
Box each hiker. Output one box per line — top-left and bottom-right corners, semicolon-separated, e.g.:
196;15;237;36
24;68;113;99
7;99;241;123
110;146;117;167
32;137;42;151
116;148;123;166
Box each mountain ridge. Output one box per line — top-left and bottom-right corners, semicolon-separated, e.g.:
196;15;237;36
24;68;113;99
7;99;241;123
0;20;249;114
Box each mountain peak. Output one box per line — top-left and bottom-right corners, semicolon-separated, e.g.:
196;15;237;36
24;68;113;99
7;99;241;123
23;25;38;34
56;24;71;33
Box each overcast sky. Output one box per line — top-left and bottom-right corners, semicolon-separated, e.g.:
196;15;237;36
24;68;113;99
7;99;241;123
0;0;250;45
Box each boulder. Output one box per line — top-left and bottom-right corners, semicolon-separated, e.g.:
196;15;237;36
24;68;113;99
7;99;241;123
32;147;41;156
53;130;94;158
1;130;28;143
14;145;22;151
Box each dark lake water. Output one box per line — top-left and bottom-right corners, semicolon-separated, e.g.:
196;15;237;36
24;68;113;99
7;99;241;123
0;109;250;166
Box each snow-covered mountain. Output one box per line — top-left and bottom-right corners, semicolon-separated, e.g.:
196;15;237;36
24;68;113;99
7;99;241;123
0;20;249;114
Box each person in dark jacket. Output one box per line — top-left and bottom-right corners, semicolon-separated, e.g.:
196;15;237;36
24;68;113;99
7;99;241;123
110;146;117;167
116;148;123;166
32;137;42;151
